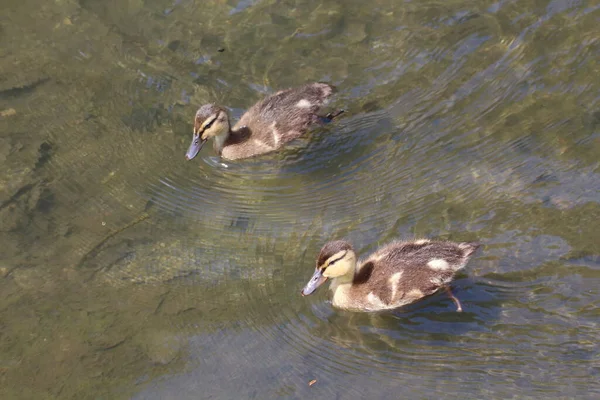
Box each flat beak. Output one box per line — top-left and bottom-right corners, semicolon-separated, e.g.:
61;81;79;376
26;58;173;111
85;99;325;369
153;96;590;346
301;268;328;296
185;134;207;160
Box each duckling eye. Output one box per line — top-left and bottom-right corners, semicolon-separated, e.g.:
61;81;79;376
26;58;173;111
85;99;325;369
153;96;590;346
204;118;216;130
326;252;346;267
322;260;335;270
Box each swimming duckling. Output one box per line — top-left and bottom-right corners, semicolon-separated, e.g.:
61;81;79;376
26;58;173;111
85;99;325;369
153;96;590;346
302;239;480;312
185;82;342;160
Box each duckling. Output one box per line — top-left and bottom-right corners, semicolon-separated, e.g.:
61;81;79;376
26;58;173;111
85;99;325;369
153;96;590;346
301;239;480;312
185;82;343;160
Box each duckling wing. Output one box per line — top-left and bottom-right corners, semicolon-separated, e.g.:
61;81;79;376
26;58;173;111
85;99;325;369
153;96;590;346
234;83;334;147
353;241;478;309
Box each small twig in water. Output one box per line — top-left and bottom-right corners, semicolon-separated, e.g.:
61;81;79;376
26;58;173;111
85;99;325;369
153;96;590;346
76;212;150;269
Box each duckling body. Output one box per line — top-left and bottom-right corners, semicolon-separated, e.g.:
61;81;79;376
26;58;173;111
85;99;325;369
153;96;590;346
302;239;480;312
186;83;339;161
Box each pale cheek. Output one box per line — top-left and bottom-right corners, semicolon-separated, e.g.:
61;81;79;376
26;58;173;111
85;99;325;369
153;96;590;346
323;264;344;277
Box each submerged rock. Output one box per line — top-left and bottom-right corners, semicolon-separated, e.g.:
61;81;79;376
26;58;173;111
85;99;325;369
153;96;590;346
138;330;183;365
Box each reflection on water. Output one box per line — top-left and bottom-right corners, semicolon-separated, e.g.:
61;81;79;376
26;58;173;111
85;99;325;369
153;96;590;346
1;0;599;398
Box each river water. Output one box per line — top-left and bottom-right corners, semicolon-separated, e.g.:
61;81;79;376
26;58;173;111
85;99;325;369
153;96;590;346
1;0;599;398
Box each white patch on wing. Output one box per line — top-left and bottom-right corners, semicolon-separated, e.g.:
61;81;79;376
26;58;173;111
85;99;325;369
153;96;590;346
406;289;424;298
427;258;450;270
296;99;312;108
270;122;280;147
388;272;403;301
252;139;274;150
430;276;448;286
369;252;386;262
367;292;387;309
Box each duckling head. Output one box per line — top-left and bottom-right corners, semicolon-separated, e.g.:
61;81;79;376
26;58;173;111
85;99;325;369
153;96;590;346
186;104;230;160
302;240;357;296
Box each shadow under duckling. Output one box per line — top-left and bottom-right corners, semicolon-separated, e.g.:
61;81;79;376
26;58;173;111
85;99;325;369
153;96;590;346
302;239;480;312
185;82;343;161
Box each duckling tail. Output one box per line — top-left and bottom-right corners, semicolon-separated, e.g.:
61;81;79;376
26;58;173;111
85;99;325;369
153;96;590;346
460;242;481;258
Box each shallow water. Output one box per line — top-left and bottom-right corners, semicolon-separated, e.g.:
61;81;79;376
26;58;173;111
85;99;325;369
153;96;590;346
1;0;599;398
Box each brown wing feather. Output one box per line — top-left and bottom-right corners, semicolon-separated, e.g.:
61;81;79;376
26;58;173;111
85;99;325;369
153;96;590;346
233;83;334;147
349;240;479;308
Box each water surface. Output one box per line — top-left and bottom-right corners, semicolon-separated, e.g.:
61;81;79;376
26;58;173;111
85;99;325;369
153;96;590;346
1;0;599;398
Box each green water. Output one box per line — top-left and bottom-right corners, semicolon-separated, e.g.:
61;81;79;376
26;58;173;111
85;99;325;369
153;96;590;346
1;0;599;398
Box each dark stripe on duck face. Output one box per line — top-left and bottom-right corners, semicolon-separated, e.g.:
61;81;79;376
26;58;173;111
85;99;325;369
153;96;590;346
317;241;353;267
321;251;347;270
202;115;217;131
194;114;218;135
